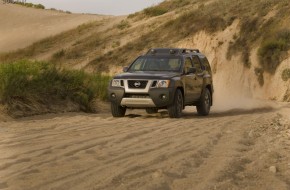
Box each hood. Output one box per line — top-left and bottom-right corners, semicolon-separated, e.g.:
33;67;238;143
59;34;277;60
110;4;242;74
114;71;181;80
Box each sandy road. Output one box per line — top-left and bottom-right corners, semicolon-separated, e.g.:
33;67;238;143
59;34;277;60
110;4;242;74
0;105;290;190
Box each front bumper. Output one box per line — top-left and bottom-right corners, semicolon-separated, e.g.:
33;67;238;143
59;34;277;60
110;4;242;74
108;87;174;108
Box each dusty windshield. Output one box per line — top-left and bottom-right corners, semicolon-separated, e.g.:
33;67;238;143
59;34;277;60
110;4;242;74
128;56;182;72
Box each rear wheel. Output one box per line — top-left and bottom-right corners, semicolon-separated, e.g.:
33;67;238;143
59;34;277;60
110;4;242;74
168;89;183;118
146;108;158;114
111;102;126;117
196;88;211;116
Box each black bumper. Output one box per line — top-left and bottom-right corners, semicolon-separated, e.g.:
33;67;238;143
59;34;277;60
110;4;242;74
108;87;175;108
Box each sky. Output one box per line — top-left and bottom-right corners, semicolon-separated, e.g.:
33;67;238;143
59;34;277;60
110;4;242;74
26;0;165;15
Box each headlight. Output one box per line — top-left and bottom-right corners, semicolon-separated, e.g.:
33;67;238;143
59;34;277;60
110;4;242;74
111;79;122;87
156;80;170;88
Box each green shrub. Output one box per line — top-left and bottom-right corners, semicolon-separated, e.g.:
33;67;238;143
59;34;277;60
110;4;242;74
258;30;290;73
25;3;33;7
143;7;168;17
34;4;45;9
117;20;131;30
52;49;66;59
258;40;287;72
282;69;290;81
227;18;259;68
0;60;111;114
15;2;45;9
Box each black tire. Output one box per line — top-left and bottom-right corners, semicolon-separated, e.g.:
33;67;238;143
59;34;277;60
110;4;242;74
111;102;126;117
168;89;183;118
196;88;211;116
146;108;158;114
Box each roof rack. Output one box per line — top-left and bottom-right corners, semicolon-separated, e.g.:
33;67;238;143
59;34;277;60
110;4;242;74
180;49;200;54
146;48;200;55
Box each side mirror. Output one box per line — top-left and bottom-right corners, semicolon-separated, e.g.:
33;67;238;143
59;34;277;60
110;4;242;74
188;67;196;74
123;66;129;72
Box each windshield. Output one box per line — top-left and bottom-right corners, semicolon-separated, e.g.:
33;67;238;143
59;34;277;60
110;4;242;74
128;56;182;72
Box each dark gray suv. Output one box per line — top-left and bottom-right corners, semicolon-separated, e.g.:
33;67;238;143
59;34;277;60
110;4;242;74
108;48;213;118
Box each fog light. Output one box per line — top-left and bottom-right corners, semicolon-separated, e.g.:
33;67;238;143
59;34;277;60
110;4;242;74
161;94;166;100
111;93;116;98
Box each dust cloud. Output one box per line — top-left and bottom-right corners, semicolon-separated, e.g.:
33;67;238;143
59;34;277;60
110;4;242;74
212;80;275;113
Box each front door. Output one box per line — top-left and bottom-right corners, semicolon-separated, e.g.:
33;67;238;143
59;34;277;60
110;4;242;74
192;56;204;101
183;57;196;104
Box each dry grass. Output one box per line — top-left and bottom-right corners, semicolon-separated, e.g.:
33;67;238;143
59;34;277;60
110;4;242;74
0;60;111;116
282;69;290;81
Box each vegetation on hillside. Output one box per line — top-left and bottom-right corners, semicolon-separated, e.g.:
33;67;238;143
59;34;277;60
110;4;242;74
2;0;289;73
14;2;45;9
129;0;194;18
2;0;289;75
258;30;290;74
0;60;110;117
282;69;290;81
221;0;289;71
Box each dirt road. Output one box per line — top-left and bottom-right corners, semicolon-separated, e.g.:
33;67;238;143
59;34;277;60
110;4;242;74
0;105;290;190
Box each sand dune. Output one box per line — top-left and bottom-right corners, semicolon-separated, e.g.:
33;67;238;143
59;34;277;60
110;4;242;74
0;3;109;53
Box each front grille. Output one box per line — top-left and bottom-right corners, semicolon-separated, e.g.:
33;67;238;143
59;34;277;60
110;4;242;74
128;80;148;89
124;94;150;98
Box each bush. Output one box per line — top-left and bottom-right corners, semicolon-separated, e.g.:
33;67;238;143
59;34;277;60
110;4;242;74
143;7;168;17
52;49;66;59
25;3;33;7
117;20;131;30
258;30;290;73
282;69;290;81
34;4;45;9
227;18;259;68
0;60;111;114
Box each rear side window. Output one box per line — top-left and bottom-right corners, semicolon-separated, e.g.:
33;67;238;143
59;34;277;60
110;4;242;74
184;57;193;74
200;57;212;74
192;56;202;72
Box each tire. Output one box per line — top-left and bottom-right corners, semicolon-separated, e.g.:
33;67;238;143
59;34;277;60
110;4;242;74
111;102;126;117
168;89;183;118
196;88;211;116
146;108;158;114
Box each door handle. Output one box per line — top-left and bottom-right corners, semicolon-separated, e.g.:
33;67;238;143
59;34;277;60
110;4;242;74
197;73;204;77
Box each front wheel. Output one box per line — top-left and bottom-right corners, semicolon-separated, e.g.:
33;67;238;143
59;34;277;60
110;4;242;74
168;89;183;118
196;88;211;116
111;102;126;117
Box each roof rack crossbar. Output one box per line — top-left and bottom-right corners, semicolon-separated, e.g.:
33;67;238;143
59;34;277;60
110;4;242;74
146;48;200;55
180;49;200;54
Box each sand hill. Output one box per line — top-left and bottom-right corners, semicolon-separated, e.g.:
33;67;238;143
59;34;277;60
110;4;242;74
0;3;109;52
